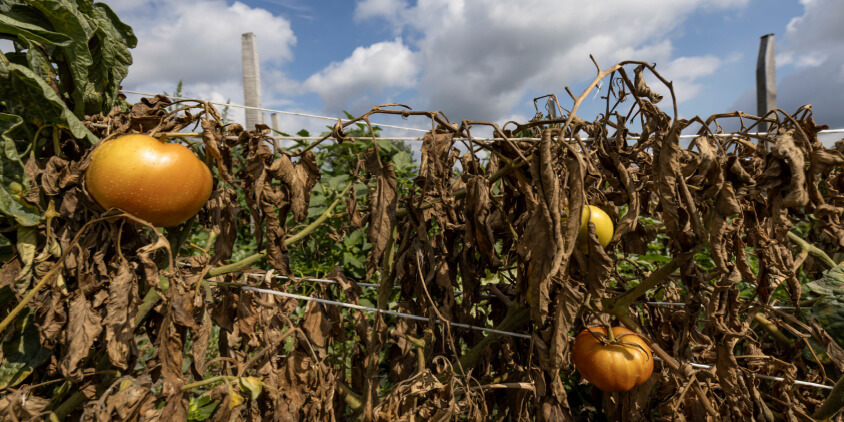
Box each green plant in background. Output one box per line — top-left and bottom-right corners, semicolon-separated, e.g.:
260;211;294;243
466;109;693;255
280;114;417;280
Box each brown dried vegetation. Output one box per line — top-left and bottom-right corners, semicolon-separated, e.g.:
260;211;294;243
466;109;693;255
1;60;844;421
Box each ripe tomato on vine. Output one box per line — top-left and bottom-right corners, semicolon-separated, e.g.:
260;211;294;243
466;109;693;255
572;326;654;392
85;134;213;227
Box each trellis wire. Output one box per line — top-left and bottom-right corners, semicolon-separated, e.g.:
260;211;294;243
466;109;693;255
120;90;428;133
239;271;797;309
225;283;532;339
120;90;844;142
213;276;833;390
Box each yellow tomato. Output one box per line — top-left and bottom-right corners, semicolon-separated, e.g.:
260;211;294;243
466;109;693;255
578;205;614;251
85;134;213;227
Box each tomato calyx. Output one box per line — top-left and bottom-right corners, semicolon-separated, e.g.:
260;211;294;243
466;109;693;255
582;325;651;362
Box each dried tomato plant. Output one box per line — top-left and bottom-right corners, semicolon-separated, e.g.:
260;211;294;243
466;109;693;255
1;58;844;422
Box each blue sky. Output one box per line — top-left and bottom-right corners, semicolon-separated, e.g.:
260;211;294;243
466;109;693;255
105;0;843;141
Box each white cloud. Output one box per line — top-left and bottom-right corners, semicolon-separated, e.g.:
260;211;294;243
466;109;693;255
107;0;296;126
349;0;746;121
302;39;419;115
648;55;727;104
121;0;295;86
354;0;409;25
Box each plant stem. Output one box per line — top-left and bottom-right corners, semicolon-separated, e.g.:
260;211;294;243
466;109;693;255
457;304;530;371
206;250;268;278
53;391;87;420
813;372;844;421
207;181;352;278
787;231;836;270
135;288;161;327
337;381;363;410
602;253;686;314
182;375;237;391
753;314;793;346
605;323;615;342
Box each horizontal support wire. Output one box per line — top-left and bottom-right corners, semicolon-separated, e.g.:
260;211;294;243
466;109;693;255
239;271;796;310
205;269;832;390
120;90;428;133
120;90;844;142
223;279;532;340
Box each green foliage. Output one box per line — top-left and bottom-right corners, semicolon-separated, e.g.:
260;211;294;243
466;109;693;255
0;308;50;389
0;113;40;226
0;0;136;118
807;264;844;348
187;394;219;422
0;0;135;226
282;115;417;280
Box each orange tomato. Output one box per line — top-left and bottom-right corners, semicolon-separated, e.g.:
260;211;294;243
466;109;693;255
572;326;654;392
85;134;213;227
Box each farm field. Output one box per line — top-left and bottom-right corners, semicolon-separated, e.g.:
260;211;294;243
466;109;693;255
1;1;844;421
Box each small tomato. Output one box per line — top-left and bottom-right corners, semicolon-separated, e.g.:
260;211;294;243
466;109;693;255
578;205;613;252
572;326;654;392
85;134;213;227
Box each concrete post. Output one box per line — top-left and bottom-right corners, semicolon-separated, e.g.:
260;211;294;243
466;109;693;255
241;32;264;129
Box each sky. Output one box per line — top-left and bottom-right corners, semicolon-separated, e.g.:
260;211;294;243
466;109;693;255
101;0;842;142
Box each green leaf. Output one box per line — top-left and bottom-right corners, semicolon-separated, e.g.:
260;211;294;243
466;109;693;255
238;376;262;401
0;5;74;47
635;253;672;263
187;394;219;422
806;264;844;296
0;113;40;226
807;264;844;348
25;0;93;117
391;151;413;171
0;63;98;144
85;3;136;114
0;308;51;389
811;293;844;348
326;175;349;191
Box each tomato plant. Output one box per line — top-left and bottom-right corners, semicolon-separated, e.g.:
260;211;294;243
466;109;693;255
572;326;654;392
85;134;213;227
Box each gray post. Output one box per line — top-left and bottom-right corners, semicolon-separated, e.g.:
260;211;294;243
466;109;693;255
241;32;264;130
271;112;281;133
756;34;776;135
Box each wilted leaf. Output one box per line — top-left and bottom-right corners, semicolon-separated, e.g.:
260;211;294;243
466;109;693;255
238;376;263;401
104;257;139;370
60;292;103;382
364;147;397;279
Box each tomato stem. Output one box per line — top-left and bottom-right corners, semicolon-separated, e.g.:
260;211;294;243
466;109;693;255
605;323;615;342
786;231;836;270
813;372;844;421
